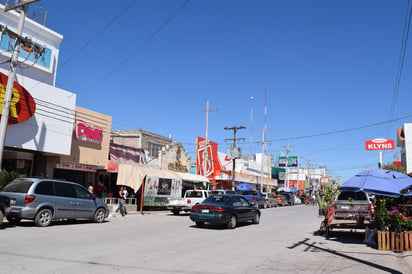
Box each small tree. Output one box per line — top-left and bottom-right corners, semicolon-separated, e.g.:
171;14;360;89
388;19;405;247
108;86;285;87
317;181;340;215
382;163;406;174
0;170;24;190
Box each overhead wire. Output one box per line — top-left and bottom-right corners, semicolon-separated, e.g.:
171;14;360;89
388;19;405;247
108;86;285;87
387;0;412;131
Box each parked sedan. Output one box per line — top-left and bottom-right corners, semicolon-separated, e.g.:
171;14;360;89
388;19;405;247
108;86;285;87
190;194;261;229
263;192;277;208
275;195;289;206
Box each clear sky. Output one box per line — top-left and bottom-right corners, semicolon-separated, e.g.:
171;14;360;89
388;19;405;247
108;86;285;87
13;0;412;182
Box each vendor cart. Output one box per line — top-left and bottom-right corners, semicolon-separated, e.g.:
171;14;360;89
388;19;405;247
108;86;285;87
319;203;376;239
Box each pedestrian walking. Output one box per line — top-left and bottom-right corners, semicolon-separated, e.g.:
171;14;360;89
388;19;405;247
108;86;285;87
115;187;126;216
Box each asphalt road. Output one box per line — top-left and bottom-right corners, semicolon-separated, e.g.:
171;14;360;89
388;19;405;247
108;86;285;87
0;205;411;273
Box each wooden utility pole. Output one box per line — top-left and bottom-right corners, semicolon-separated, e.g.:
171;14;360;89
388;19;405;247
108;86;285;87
198;101;217;180
224;125;245;189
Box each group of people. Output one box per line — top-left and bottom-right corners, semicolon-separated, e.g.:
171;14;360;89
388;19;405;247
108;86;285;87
115;186;128;216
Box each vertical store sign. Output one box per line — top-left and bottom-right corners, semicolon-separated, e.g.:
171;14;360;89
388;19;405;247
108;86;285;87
0;72;36;124
196;136;222;179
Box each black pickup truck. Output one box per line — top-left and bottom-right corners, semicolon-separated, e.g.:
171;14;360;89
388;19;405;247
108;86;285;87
0;194;10;227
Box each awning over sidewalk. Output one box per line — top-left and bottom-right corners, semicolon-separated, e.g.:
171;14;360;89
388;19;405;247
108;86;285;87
116;162;209;192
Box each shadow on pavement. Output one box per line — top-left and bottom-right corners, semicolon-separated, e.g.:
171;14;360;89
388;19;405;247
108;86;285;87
288;237;402;274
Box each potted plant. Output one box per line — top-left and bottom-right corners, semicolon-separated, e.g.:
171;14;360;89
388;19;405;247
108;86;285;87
317;182;340;216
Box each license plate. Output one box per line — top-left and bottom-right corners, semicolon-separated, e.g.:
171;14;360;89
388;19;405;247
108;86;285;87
201;209;209;213
10;199;16;205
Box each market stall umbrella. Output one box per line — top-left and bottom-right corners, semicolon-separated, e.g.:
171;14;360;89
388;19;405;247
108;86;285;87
235;184;254;191
339;169;412;197
277;187;297;193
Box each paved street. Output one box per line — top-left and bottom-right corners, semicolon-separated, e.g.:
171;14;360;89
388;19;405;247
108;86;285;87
0;205;411;273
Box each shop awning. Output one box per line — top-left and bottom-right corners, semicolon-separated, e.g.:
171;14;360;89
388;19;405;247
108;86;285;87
116;162;209;192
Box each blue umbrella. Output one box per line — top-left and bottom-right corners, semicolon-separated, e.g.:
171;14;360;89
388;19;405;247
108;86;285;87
339;169;412;197
235;184;254;191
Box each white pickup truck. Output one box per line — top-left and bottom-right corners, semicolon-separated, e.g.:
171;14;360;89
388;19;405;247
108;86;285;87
167;190;210;215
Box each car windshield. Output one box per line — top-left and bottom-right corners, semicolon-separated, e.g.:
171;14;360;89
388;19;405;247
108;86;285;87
337;191;368;201
2;179;34;193
186;191;203;198
203;195;232;205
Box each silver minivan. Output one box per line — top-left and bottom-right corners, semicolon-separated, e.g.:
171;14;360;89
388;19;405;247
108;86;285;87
0;178;109;227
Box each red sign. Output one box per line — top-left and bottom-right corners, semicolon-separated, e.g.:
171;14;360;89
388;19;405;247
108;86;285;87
196;137;222;179
75;120;103;144
365;138;395;151
0;72;36;124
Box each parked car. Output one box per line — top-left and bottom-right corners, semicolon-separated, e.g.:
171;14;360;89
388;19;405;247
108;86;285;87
190;194;261;229
275;195;288;206
0;178;109;227
0;194;11;227
292;195;302;205
167;190;210;215
210;189;236;195
281;192;294;206
332;190;374;220
241;190;266;208
263;192;277;208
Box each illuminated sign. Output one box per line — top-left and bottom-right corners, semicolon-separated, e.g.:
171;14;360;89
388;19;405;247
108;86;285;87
365;138;394;151
75;120;103;144
0;72;36;124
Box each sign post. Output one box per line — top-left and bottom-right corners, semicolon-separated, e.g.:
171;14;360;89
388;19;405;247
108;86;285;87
365;138;395;168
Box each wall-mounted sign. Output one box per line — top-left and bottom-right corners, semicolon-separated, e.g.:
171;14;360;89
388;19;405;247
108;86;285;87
365;138;394;151
0;72;36;124
56;163;97;172
75;120;103;144
278;156;299;167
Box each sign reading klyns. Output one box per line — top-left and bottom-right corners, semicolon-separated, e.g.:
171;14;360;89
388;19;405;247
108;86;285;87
75;120;103;144
365;138;395;151
0;72;36;124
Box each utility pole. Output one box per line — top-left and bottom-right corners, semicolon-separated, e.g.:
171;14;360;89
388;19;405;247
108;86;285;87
198;101;217;181
224;125;245;189
0;0;41;170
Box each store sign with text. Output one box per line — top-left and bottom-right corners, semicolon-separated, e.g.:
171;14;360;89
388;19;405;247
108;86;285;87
365;138;394;151
278;156;299;167
75;120;103;144
0;72;36;124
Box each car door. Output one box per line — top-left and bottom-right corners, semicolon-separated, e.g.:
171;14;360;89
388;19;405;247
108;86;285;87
74;185;96;219
232;196;254;222
54;182;77;219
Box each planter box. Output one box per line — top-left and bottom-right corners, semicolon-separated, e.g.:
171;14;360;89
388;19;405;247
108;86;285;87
378;231;412;252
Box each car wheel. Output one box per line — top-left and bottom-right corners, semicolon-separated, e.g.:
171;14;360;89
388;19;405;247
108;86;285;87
6;215;21;224
35;209;52;227
94;208;106;223
227;215;237;229
252;212;260;224
0;210;3;226
195;221;204;227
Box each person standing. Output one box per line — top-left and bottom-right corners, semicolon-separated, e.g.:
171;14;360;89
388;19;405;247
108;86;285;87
115;187;126;216
88;184;94;194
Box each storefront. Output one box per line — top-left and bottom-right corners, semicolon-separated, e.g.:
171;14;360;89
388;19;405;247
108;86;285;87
52;107;112;190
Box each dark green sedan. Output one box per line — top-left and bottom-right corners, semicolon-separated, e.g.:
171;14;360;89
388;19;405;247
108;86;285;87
190;194;261;229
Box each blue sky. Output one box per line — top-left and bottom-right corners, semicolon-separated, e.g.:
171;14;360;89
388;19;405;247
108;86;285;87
15;0;412;182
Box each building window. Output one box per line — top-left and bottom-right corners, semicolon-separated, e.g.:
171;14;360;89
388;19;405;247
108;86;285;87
148;142;162;158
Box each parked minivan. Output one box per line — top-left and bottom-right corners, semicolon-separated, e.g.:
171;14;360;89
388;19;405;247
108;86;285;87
0;178;109;227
